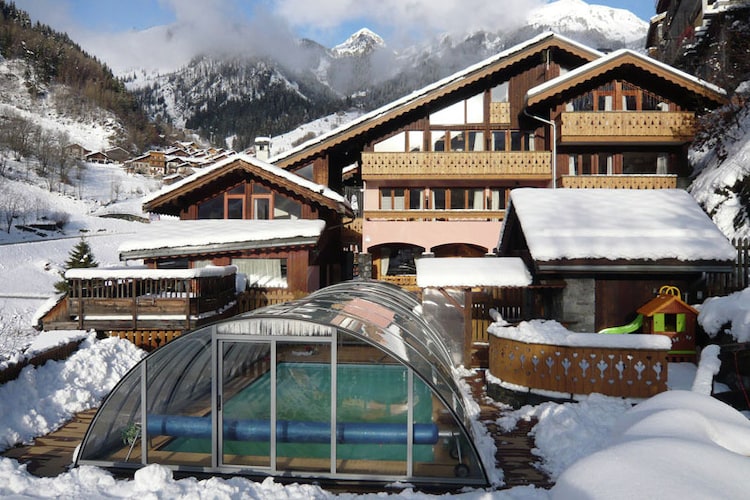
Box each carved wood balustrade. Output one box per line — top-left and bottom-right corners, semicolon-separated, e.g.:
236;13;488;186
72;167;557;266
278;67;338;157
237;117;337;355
560;111;696;143
489;334;669;398
560;175;678;189
361;151;552;179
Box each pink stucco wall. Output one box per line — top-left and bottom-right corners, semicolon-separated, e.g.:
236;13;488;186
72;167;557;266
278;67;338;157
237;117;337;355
362;219;502;253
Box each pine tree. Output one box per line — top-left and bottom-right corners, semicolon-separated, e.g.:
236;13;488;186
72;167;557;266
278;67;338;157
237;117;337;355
54;237;98;293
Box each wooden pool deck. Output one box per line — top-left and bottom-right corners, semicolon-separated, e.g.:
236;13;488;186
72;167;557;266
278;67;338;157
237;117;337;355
1;374;552;490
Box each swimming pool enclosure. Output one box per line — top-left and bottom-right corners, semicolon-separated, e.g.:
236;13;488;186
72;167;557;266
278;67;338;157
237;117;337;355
75;280;489;487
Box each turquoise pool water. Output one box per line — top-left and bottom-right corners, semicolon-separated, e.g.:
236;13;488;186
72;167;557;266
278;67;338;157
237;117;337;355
163;363;435;461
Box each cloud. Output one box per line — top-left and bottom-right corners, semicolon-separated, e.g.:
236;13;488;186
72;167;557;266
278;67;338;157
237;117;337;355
275;0;546;43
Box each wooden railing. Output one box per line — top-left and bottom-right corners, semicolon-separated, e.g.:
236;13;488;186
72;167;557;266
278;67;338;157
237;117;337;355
490;102;511;124
489;334;669;398
365;209;503;221
380;275;419;290
560;111;695;143
706;237;750;296
361;151;552;179
560;175;678;189
237;288;307;313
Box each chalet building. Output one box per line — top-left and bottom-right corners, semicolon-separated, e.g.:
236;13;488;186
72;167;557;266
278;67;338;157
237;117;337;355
268;32;726;287
647;0;750;85
105;146;131;163
85;151;109;164
496;188;736;333
65;143;90;160
140;153;354;293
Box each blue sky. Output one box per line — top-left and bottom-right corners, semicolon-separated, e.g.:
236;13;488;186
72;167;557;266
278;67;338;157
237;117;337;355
13;0;656;73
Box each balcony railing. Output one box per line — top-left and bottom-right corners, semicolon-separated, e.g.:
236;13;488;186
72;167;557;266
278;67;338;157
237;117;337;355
362;151;552;179
365;209;503;221
560;111;696;143
560;174;678;189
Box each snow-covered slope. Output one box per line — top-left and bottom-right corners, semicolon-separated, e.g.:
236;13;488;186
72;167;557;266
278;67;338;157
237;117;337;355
0;59;121;152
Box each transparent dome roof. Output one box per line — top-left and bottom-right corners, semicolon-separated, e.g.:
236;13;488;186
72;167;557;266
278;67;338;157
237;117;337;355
76;280;489;487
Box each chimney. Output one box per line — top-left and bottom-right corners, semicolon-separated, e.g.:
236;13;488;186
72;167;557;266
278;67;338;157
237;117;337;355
254;136;271;161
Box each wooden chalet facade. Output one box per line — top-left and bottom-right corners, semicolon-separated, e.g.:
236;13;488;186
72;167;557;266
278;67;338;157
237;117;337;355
140;154;354;294
496;188;736;333
268;32;726;287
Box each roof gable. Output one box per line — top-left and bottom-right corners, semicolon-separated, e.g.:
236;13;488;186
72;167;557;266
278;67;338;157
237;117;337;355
271;32;602;170
143;153;351;217
499;188;736;265
526;49;726;109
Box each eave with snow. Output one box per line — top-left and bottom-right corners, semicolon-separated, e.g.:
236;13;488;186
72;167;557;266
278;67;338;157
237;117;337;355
139;154;354;294
497;188;736;332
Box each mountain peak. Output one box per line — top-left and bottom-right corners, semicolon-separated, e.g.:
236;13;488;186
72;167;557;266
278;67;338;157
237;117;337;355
332;28;385;57
527;0;648;45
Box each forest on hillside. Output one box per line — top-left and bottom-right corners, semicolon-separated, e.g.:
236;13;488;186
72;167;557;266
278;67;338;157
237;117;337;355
0;0;162;150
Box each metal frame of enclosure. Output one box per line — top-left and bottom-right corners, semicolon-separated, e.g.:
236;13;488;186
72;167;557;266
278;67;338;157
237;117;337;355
75;280;489;487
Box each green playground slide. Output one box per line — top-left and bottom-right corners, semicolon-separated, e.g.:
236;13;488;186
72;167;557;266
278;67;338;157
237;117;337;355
598;314;643;334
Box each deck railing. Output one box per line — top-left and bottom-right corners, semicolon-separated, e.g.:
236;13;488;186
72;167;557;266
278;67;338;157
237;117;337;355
361;151;552;179
43;267;239;333
489;334;669;398
559;174;678;189
560;111;695;143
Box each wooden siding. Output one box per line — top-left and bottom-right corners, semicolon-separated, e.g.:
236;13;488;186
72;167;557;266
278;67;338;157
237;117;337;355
489;334;669;398
706;237;750;295
237;288;307;312
560;111;695;143
361;151;552;180
559;174;678;189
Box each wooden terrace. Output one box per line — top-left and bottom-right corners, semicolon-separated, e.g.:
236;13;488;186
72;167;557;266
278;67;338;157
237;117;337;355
39;266;239;335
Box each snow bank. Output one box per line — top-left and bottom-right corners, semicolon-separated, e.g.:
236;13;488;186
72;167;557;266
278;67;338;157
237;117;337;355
697;288;750;342
0;334;144;451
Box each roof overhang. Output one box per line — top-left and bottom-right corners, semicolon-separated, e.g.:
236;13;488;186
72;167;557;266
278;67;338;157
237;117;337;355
535;260;735;275
525;49;727;109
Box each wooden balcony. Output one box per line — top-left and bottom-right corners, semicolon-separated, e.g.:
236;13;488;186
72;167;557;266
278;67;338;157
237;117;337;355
365;209;503;221
560;111;696;144
559;175;678;189
361;151;552;180
39;266;239;334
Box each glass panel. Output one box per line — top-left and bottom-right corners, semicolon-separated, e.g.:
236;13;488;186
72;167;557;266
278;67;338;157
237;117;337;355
227;198;243;219
451;131;465;152
469;189;484;210
432;188;446;210
491;82;508;102
408;131;424;152
275;341;331;473
380;189;392;210
623;152;658;174
510;131;524;151
145;331;214;468
466;93;484;123
409;188;422;210
77;366;143;464
198;194;224;219
430;101;464;125
233;258;286;288
467;132;484;151
374;132;406;152
273;193;301;219
336;334;407;476
252;184;270;194
228;184;244;195
393;189;405;210
450;189;465;209
253;198;270;219
414;389;484;482
491;131;506;151
431;131;447;152
221;342;272;467
598;155;613;175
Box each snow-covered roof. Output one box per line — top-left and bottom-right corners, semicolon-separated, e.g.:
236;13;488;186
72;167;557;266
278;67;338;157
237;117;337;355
505;188;736;262
270;32;601;165
526;48;726;104
65;265;238;280
416;257;532;288
143;153;348;207
118;219;326;259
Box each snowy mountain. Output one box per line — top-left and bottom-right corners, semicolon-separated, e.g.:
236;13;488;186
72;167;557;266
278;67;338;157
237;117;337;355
126;0;647;147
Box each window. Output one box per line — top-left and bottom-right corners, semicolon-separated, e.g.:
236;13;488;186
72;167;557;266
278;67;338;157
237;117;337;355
491;82;508;103
374;132;406;152
198;195;224;219
232;258;288;288
431;131;447;152
429;92;485;125
274;193;302;219
381;187;504;211
491;131;506;151
379;188;406;210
